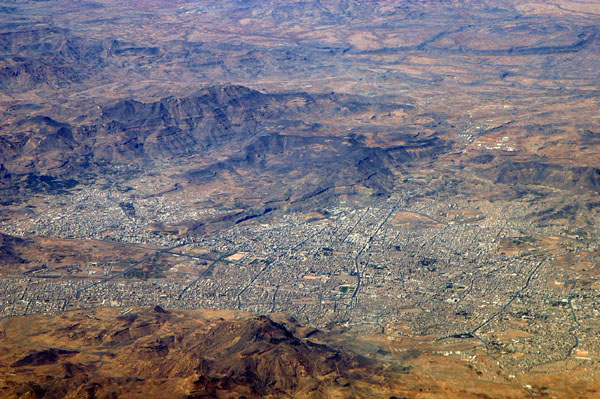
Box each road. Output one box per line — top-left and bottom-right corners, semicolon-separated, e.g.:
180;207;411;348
351;199;402;307
178;251;234;301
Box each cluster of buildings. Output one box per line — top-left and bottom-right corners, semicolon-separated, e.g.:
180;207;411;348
1;185;599;371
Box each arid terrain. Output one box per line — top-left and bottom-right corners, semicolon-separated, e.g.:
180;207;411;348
2;306;599;399
1;0;600;397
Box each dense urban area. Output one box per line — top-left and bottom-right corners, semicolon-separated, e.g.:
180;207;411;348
2;175;599;372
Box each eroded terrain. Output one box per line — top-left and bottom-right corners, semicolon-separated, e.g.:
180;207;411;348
1;0;600;397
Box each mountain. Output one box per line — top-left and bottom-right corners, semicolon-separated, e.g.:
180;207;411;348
0;84;446;211
0;307;394;399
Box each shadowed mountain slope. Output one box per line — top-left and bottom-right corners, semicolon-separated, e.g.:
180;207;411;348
0;85;446;209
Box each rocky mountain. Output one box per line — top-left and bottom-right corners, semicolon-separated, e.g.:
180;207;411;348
0;84;446;210
0;307;395;399
0;27;105;91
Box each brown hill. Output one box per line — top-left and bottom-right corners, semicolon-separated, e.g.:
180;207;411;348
0;307;393;399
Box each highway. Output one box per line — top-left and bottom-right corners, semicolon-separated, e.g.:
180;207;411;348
178;251;234;301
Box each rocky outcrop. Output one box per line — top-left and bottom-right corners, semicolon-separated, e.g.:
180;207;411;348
1;308;386;399
490;161;600;192
11;349;78;368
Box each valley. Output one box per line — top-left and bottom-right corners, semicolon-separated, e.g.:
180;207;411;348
1;0;600;397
